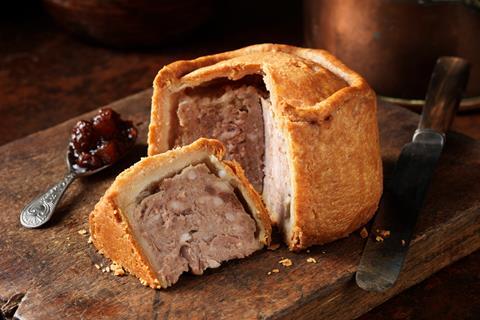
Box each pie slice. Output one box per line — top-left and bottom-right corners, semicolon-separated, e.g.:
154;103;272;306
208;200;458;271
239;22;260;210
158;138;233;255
89;138;271;288
148;43;383;250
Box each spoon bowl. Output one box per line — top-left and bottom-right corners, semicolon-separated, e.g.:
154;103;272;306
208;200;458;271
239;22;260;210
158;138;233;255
66;148;111;177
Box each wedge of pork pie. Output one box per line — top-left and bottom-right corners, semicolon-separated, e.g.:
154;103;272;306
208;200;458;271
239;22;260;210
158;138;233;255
89;138;271;288
148;43;383;250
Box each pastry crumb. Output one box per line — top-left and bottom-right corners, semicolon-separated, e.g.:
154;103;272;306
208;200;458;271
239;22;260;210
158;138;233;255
306;257;317;264
279;258;293;267
322;251;326;254
271;268;280;273
268;243;280;251
110;262;126;276
114;269;125;276
267;271;272;275
78;229;88;235
360;227;369;238
306;249;310;253
87;236;93;244
140;279;148;286
378;229;391;238
401;239;406;246
374;229;390;242
94;264;100;269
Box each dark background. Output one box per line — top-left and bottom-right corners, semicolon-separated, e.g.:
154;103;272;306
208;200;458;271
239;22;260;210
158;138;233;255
0;1;479;319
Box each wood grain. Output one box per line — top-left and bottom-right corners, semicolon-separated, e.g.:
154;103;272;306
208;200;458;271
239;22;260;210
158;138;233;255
0;91;479;320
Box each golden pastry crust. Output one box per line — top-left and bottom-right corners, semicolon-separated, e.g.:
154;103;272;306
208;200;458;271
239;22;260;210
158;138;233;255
89;138;272;288
89;197;161;288
148;43;383;250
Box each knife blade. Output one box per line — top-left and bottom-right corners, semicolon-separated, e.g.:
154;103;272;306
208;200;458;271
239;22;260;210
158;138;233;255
356;57;470;292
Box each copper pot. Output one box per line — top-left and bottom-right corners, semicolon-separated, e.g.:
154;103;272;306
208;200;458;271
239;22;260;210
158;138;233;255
304;0;480;109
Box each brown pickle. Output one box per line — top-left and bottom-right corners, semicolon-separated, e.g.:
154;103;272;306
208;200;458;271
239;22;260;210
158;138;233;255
69;108;137;170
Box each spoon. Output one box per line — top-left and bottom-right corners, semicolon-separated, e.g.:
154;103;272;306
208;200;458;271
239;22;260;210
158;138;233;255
19;148;114;228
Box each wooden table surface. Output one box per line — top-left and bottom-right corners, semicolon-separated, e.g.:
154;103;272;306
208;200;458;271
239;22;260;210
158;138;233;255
1;2;479;319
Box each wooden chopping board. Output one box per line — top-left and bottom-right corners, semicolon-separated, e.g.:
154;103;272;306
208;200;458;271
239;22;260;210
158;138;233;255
1;89;479;320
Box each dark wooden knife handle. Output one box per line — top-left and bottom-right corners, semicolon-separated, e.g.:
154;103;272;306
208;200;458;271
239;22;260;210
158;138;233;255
418;57;470;134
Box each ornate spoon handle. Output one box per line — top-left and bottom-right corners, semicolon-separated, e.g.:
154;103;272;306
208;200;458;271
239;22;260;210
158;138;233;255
20;172;77;228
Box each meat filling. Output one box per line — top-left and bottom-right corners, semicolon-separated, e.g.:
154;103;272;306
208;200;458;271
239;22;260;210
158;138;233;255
131;163;259;286
174;82;292;232
175;86;265;191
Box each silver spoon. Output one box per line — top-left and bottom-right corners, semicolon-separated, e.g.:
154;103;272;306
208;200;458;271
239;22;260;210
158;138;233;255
20;149;111;228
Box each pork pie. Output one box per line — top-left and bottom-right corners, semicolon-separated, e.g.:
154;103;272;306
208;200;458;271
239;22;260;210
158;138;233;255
89;138;271;288
148;44;383;250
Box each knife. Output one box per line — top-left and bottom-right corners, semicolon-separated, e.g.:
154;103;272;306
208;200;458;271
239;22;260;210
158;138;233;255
355;57;470;292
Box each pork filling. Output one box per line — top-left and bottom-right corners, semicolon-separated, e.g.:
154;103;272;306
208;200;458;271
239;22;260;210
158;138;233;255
131;163;259;286
173;81;292;232
175;85;265;191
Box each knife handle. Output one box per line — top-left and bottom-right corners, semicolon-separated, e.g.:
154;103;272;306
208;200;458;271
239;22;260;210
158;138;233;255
418;57;470;134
